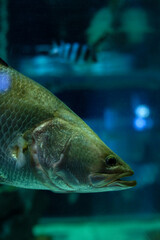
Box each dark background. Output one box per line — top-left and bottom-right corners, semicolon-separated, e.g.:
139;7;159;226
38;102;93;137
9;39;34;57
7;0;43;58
0;0;160;239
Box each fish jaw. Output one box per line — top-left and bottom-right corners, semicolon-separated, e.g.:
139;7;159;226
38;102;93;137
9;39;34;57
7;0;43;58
28;113;137;193
89;170;137;192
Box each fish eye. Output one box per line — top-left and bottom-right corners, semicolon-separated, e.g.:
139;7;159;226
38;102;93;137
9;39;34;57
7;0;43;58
105;155;117;166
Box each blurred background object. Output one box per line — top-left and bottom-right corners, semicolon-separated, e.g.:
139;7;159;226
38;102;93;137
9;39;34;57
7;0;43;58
86;7;114;48
120;7;152;44
0;0;160;239
0;0;9;61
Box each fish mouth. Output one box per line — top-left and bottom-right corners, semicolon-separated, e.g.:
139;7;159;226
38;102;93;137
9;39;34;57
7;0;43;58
89;170;136;190
109;171;137;188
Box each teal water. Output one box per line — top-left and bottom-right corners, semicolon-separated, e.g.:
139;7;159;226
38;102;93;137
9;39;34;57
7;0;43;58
34;216;160;240
0;0;160;239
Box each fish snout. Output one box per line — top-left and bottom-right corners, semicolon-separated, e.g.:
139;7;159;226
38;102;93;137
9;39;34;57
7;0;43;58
104;154;134;174
88;155;136;191
89;168;136;191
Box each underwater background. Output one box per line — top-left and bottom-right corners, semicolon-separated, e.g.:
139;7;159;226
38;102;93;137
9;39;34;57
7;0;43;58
0;0;160;239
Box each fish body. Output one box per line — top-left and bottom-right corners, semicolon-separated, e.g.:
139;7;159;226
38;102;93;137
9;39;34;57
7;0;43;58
0;58;136;193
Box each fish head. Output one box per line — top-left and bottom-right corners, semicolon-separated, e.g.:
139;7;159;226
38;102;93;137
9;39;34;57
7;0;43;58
31;115;136;193
57;126;137;193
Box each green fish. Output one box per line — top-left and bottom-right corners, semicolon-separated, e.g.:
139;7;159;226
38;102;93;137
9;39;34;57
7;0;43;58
0;58;136;193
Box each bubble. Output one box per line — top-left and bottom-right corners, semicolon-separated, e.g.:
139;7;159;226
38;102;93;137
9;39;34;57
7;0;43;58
0;72;11;93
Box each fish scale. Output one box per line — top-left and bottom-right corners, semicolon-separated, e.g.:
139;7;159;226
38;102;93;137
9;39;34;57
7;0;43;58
0;61;62;188
0;58;136;193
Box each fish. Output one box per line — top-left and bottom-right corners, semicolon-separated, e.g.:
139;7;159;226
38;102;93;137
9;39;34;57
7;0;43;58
50;41;97;63
0;58;136;193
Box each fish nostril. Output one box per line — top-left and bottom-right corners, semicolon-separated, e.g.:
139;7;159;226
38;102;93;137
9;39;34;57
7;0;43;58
105;156;117;167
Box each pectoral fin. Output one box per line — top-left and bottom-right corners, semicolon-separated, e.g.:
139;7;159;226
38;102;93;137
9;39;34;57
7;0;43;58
0;173;7;184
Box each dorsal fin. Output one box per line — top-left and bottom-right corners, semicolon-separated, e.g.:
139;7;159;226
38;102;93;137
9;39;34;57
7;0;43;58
0;58;9;67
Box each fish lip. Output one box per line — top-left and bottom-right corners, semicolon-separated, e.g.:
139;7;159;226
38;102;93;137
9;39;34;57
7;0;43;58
89;170;137;188
112;180;137;187
114;170;137;187
107;170;137;188
115;170;134;180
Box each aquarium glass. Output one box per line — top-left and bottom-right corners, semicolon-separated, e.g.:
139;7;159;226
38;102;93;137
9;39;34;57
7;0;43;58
0;0;160;239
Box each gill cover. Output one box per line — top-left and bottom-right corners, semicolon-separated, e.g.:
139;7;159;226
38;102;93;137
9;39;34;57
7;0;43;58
30;118;82;192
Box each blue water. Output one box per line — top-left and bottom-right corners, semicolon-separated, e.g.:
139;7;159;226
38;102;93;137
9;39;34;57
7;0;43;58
0;0;160;239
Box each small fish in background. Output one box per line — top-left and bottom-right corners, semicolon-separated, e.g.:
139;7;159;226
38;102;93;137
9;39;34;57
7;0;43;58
49;41;97;64
0;58;136;193
21;41;98;78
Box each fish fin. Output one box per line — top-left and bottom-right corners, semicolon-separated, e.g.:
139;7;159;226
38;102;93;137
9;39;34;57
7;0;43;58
0;174;7;184
10;135;28;169
0;185;17;194
0;58;9;67
0;177;5;183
